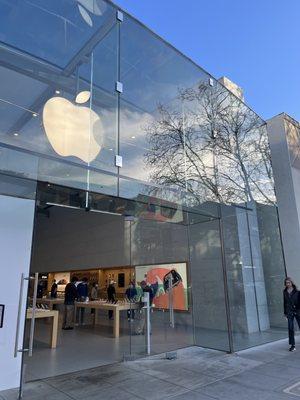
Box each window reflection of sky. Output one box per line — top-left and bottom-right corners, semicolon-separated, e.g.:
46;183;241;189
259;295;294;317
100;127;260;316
0;0;113;67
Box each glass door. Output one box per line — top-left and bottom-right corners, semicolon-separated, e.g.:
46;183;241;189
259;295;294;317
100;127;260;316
128;210;194;358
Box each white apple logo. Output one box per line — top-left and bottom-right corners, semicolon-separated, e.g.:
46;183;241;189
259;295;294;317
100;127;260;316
43;91;102;163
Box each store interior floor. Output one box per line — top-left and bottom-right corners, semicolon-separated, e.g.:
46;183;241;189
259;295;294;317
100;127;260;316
24;309;194;382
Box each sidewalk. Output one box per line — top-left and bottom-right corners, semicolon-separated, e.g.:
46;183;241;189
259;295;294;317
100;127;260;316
2;339;300;400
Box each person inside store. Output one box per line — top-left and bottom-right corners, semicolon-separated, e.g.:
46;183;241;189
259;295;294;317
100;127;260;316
90;282;99;315
107;280;116;320
37;279;44;298
283;277;300;351
135;280;154;335
50;279;58;298
125;281;137;321
63;276;78;330
141;280;154;306
91;282;99;301
77;277;89;325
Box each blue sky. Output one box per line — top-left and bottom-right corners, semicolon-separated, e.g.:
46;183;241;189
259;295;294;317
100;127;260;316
114;0;300;122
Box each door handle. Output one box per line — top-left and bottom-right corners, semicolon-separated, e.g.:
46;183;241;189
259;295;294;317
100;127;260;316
168;275;175;328
28;272;39;357
14;274;31;357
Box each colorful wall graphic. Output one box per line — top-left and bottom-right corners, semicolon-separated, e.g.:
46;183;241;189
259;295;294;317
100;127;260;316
135;262;188;311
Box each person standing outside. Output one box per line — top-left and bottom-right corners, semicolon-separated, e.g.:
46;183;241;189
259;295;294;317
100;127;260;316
107;280;116;320
63;276;78;330
283;277;300;351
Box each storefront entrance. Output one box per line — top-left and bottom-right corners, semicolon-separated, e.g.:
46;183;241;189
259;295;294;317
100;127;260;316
19;181;199;392
1;175;288;398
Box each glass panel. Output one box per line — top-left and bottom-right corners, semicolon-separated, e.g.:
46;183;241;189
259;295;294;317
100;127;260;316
129;213;194;357
37;158;88;192
119;176;185;206
120;13;209;198
0;171;36;200
0;145;38;181
256;204;287;331
222;203;286;351
0;0;116;67
0;14;118;185
204;81;276;205
188;214;230;351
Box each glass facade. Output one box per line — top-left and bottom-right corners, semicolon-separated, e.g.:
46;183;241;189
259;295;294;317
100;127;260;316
0;0;287;373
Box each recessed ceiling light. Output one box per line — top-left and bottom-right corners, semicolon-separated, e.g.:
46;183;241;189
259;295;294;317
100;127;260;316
55;90;60;94
13;132;19;136
131;136;136;139
32;113;38;117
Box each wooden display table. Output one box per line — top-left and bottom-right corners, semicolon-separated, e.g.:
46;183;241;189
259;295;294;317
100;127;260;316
35;298;64;310
26;309;59;348
75;301;139;338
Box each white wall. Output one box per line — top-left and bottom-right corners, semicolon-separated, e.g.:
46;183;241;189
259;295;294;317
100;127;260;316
0;195;35;391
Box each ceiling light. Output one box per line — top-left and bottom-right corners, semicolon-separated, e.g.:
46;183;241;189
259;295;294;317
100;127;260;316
109;148;113;151
75;91;91;104
32;113;38;117
131;136;136;139
55;90;60;94
13;132;19;136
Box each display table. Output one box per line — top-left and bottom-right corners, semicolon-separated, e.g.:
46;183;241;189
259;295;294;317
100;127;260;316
75;301;139;338
35;298;64;310
26;309;59;348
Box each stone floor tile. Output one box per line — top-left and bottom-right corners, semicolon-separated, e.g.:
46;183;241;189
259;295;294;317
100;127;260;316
169;390;217;400
77;385;143;400
250;362;300;380
142;367;218;389
196;379;271;400
0;381;65;400
0;388;73;400
228;370;288;390
275;354;300;369
265;392;300;400
237;350;285;363
116;375;187;400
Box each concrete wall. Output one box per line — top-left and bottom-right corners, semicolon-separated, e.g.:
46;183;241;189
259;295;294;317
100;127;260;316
31;207;190;272
256;204;286;328
267;114;300;285
236;204;270;333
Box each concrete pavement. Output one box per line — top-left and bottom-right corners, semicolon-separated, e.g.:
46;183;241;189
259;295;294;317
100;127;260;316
1;339;300;400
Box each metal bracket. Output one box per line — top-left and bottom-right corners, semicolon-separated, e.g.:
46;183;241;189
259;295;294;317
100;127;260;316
18;348;29;353
116;81;123;93
117;10;124;22
115;155;123;168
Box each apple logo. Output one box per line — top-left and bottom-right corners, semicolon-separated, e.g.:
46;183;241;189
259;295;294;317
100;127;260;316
76;0;107;27
43;91;102;163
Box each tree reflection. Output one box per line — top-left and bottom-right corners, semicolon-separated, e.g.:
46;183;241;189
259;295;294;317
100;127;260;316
145;81;275;206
